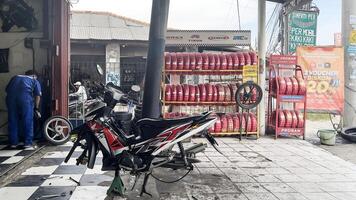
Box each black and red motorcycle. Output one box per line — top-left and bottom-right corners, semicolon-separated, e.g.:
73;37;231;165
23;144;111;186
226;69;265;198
65;82;220;196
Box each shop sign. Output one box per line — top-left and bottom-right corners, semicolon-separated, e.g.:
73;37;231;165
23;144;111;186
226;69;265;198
288;10;318;53
166;30;251;46
242;65;258;83
270;55;297;65
297;46;344;113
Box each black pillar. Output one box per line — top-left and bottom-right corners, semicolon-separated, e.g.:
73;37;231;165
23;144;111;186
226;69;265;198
142;0;170;119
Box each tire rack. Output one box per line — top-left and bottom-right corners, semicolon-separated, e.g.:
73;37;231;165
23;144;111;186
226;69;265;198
266;65;307;139
161;58;259;138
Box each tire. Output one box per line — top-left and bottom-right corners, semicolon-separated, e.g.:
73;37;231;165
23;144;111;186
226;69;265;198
341;127;356;143
43;116;73;145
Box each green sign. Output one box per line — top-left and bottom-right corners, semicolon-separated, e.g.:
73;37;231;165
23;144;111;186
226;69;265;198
288;10;318;53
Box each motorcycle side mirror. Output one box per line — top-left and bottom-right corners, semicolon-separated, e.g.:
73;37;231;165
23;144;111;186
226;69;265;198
131;85;140;92
96;64;104;76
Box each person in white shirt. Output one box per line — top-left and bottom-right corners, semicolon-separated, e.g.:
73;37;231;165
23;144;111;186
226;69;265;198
71;81;87;102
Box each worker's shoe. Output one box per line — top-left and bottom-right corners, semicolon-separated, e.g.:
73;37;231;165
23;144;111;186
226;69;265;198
24;145;36;150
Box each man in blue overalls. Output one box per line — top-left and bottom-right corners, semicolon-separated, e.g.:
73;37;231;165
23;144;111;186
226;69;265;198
6;70;42;149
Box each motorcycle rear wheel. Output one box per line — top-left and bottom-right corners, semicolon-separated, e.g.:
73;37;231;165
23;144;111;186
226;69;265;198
43;116;73;145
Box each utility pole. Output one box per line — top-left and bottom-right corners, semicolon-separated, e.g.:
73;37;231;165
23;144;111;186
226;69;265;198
343;0;356;127
142;0;170;120
258;0;267;135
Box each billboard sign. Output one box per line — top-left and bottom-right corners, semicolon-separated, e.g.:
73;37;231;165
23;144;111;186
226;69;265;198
297;46;344;113
288;10;318;53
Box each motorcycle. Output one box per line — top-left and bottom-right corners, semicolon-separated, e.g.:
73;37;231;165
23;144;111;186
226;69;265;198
64;80;221;196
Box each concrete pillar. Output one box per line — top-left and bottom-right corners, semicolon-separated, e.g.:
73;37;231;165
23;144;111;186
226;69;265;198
343;0;356;127
105;43;121;86
258;0;267;134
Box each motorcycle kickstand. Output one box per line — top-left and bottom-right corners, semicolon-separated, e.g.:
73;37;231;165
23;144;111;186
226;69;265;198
107;169;125;197
178;142;190;168
140;173;152;197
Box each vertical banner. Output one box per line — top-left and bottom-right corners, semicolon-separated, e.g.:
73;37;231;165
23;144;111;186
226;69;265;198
297;46;344;113
288;10;318;53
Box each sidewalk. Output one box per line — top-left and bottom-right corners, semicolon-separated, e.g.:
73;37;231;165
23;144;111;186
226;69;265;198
1;137;356;200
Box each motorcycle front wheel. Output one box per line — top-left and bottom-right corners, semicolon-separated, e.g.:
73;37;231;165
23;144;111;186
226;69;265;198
43;116;73;145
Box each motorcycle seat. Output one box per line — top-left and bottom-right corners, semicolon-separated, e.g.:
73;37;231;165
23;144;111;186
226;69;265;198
136;115;203;139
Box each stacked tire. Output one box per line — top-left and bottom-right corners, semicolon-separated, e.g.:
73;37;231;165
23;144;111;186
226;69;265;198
271;110;304;128
165;51;258;72
165;83;239;103
164;112;188;119
270;76;306;95
209;113;258;134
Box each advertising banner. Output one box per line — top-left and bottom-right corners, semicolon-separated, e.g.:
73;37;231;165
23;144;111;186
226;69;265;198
270;55;297;65
165;30;251;46
297;46;344;113
288;10;318;53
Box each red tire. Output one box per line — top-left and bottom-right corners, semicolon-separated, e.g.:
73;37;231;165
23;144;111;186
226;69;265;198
195;85;200;102
220;115;228;133
176;53;184;70
277;77;286;95
202;53;209;70
216;84;225;102
182;84;190;102
214;54;220;70
214;116;222;133
189;85;196;102
296;77;306;95
208;54;215;70
291;110;298;128
249;52;258;65
171;85;177;101
189;53;196;70
165;52;171;70
232;53;240;69
240;113;246;131
176;84;183;101
278;111;286;127
212;84;218;102
205;83;213;102
183;53;190;70
229;83;238;102
199;84;207;102
226;114;234;132
250;113;257;132
285;77;293;95
224;85;232;102
291;77;299;95
232;114;240;132
226;54;233;70
195;53;202;70
284;110;293;128
219;54;227;70
170;53;177;70
243;52;251;65
165;85;172;101
295;110;304;128
237;53;245;68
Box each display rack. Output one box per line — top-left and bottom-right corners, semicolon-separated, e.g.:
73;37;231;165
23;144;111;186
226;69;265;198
162;52;259;137
266;64;307;139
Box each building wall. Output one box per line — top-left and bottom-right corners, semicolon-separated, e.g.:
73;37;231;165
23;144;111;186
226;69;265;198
0;0;47;135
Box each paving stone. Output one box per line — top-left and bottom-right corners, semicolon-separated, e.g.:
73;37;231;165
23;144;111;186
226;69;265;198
194;162;216;168
265;167;291;175
227;156;249;162
260;182;296;193
273;193;308;200
234;183;269;193
297;174;324;182
226;174;256;183
329;192;356;200
251;174;281;183
319;182;356;192
216;193;248;200
301;192;338;200
275;174;304;182
243;192;279;200
198;167;223;175
286;183;324;193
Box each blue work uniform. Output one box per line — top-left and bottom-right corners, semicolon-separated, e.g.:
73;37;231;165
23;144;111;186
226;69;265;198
6;75;42;146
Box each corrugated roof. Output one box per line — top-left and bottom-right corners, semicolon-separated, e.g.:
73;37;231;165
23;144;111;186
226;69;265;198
70;11;150;41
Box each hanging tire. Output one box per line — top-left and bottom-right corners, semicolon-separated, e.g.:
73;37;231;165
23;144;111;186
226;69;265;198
43;116;73;145
341;127;356;142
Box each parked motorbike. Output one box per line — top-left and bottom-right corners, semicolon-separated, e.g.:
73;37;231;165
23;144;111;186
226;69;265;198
64;68;220;196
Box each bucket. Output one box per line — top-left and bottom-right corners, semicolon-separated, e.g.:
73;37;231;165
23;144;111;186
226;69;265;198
317;129;337;146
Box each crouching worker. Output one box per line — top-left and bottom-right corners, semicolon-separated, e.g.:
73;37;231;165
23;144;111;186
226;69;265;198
6;70;42;149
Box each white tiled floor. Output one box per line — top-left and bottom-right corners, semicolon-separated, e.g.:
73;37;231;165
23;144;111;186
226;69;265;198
0;187;38;200
70;186;109;200
21;166;58;175
41;174;83;186
2;156;25;164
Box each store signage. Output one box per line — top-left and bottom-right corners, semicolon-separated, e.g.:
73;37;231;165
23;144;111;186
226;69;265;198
242;65;258;83
166;30;251;46
270;55;297;65
288;10;318;53
297;46;344;113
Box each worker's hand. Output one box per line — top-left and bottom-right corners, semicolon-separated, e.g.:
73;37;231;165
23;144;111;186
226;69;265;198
34;109;41;119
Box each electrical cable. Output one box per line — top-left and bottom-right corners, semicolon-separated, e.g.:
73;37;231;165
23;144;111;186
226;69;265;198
150;169;192;183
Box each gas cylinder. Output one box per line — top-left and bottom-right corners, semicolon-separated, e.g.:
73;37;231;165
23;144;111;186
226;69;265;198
232;53;240;69
284;77;293;95
195;53;202;70
176;84;183;102
205;83;213;102
283;110;293;128
189;53;196;70
171;85;177;101
296;77;306;95
277;77;286;95
214;116;222;133
291;110;298;128
278;110;286;127
195;85;200;102
290;77;299;95
182;84;190;101
202;53;209;70
220;115;228;133
226;114;234;132
212;84;218;102
176;53;184;70
226;54;233;70
165;52;171;70
232;114;240;132
219;54;227;70
214;54;220;70
183;53;190;70
243;52;251;65
208;53;215;70
199;84;207;102
189;85;196;102
165;85;172;101
249;51;258;65
170;53;177;71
